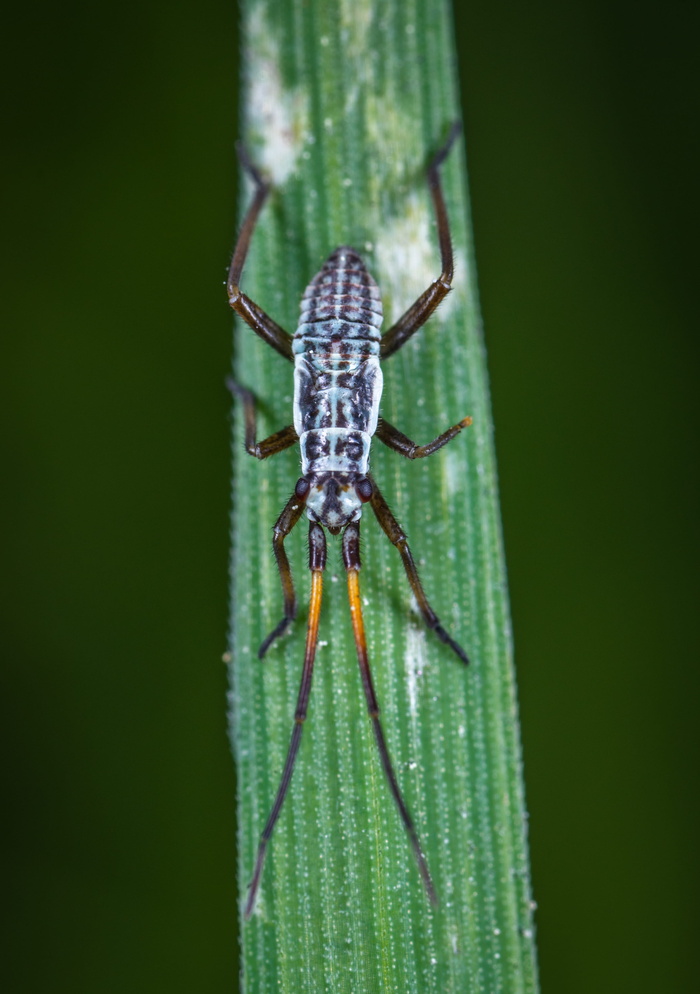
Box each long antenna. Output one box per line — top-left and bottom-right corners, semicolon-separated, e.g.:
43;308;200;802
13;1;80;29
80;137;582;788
343;522;438;906
244;522;327;918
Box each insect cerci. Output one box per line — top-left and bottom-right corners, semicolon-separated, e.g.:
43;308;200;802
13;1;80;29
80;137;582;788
228;122;471;918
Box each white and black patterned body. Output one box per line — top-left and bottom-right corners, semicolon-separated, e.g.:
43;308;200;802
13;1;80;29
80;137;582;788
293;247;384;533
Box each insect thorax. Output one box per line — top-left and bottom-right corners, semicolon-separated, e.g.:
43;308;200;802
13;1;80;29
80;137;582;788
292;247;384;530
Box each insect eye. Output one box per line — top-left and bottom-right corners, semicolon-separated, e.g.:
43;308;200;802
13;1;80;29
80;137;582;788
295;477;311;499
355;477;373;502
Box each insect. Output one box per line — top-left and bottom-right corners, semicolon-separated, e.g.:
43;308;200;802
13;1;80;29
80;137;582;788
229;122;471;918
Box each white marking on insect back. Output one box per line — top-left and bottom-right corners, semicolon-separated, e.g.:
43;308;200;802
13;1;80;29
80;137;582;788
299;429;372;476
290;247;386;530
293;358;383;435
293;248;384;454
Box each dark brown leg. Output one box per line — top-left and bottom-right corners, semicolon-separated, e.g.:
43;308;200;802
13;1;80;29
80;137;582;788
244;522;326;919
368;476;469;665
380;122;461;361
259;483;309;658
376;414;471;459
342;522;437;906
228;379;298;459
227;144;294;362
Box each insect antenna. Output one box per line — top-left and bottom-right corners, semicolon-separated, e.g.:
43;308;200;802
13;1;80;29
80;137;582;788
343;522;438;906
244;522;327;919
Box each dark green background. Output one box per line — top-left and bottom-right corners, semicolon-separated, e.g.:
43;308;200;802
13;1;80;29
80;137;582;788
3;1;698;991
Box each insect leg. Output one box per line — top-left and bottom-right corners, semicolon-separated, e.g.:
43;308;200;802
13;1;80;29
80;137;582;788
228;379;298;459
380;122;461;360
244;521;327;919
227;143;294;361
259;481;309;658
376;414;472;459
368;476;469;665
342;521;437;905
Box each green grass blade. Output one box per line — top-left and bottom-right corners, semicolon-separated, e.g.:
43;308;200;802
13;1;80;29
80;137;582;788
228;1;539;990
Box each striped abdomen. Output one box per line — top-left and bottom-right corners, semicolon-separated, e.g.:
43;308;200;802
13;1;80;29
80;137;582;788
294;245;383;358
293;247;384;478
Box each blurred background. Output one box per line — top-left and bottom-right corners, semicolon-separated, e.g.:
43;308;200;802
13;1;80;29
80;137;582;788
2;0;698;991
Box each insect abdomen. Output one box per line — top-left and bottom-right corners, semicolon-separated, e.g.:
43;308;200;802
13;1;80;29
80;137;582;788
293;246;383;359
292;247;384;478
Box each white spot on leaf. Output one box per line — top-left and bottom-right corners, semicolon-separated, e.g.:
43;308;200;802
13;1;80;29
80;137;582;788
374;193;462;326
247;7;309;185
404;600;429;727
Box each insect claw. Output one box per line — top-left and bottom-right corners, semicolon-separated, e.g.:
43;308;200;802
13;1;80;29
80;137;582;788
235;139;269;191
429;120;462;173
257;616;294;658
435;624;470;666
244;839;269;919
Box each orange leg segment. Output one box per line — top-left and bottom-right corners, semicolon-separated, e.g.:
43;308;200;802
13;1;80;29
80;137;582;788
344;523;437;906
244;523;326;919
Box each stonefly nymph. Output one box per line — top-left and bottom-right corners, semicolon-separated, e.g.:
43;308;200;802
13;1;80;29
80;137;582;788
229;122;471;918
